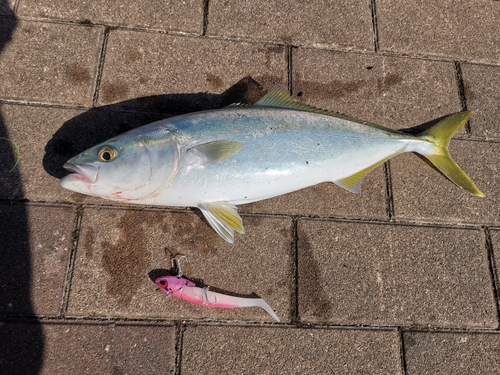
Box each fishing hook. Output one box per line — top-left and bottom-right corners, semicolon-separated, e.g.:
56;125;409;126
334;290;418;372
172;255;188;278
202;286;218;306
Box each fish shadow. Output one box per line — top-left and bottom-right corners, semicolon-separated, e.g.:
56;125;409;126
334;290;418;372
397;114;451;135
43;76;266;179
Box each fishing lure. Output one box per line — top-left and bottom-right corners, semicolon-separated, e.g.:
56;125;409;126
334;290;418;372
155;256;280;322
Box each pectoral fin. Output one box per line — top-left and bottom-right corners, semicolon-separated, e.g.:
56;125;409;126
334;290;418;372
188;140;244;162
198;201;245;243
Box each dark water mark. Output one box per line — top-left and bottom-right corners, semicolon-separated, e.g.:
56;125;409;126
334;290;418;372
296;225;332;319
101;210;156;307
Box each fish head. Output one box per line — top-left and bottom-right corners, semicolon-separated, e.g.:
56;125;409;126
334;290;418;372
60;126;180;202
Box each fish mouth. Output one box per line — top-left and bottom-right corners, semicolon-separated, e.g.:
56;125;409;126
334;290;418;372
63;163;99;183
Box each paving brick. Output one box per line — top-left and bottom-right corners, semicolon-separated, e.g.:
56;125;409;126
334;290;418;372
461;63;500;138
98;31;287;106
0;20;103;106
391;140;500;224
404;331;500;374
0;104;85;202
0;204;75;315
292;49;462;130
207;0;373;50
0;322;176;375
18;0;203;33
297;220;497;328
240;171;388;220
67;207;291;322
377;0;500;63
182;326;401;374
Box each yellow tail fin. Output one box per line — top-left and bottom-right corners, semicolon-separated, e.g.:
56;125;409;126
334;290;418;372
418;111;484;197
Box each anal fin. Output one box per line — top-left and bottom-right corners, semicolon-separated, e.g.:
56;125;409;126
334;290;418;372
198;201;245;243
333;156;394;194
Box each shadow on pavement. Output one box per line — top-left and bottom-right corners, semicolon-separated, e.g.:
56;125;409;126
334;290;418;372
0;3;45;374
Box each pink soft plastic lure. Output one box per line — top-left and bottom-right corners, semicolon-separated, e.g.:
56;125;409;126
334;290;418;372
155;275;280;322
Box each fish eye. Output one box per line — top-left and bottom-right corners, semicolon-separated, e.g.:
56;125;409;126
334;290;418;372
97;146;118;162
158;280;167;287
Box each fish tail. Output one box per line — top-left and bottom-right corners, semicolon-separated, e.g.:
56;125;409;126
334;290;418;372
417;111;484;197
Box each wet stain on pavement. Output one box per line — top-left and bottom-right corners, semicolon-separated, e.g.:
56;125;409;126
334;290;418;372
297;225;332;319
21;25;35;35
65;63;91;85
404;334;416;348
253;45;285;68
254;74;283;91
70;192;88;203
101;210;158;306
463;81;477;102
83;226;95;259
266;45;285;54
278;35;293;44
101;80;130;103
294;79;367;100
295;73;404;101
124;47;142;64
172;212;220;255
377;73;403;94
206;73;224;89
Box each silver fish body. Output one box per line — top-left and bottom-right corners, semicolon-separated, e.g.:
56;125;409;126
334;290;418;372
144;107;425;205
61;86;483;242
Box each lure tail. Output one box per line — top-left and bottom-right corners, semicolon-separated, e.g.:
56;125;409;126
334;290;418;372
417;111;484;197
237;297;281;322
207;291;280;322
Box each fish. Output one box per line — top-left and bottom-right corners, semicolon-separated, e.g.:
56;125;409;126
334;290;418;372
155;275;280;322
61;85;484;243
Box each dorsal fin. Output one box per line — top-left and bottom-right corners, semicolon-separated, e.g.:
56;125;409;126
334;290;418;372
254;85;401;134
225;102;249;108
254;85;334;116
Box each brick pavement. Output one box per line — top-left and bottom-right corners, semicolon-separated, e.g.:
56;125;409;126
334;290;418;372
1;1;499;374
